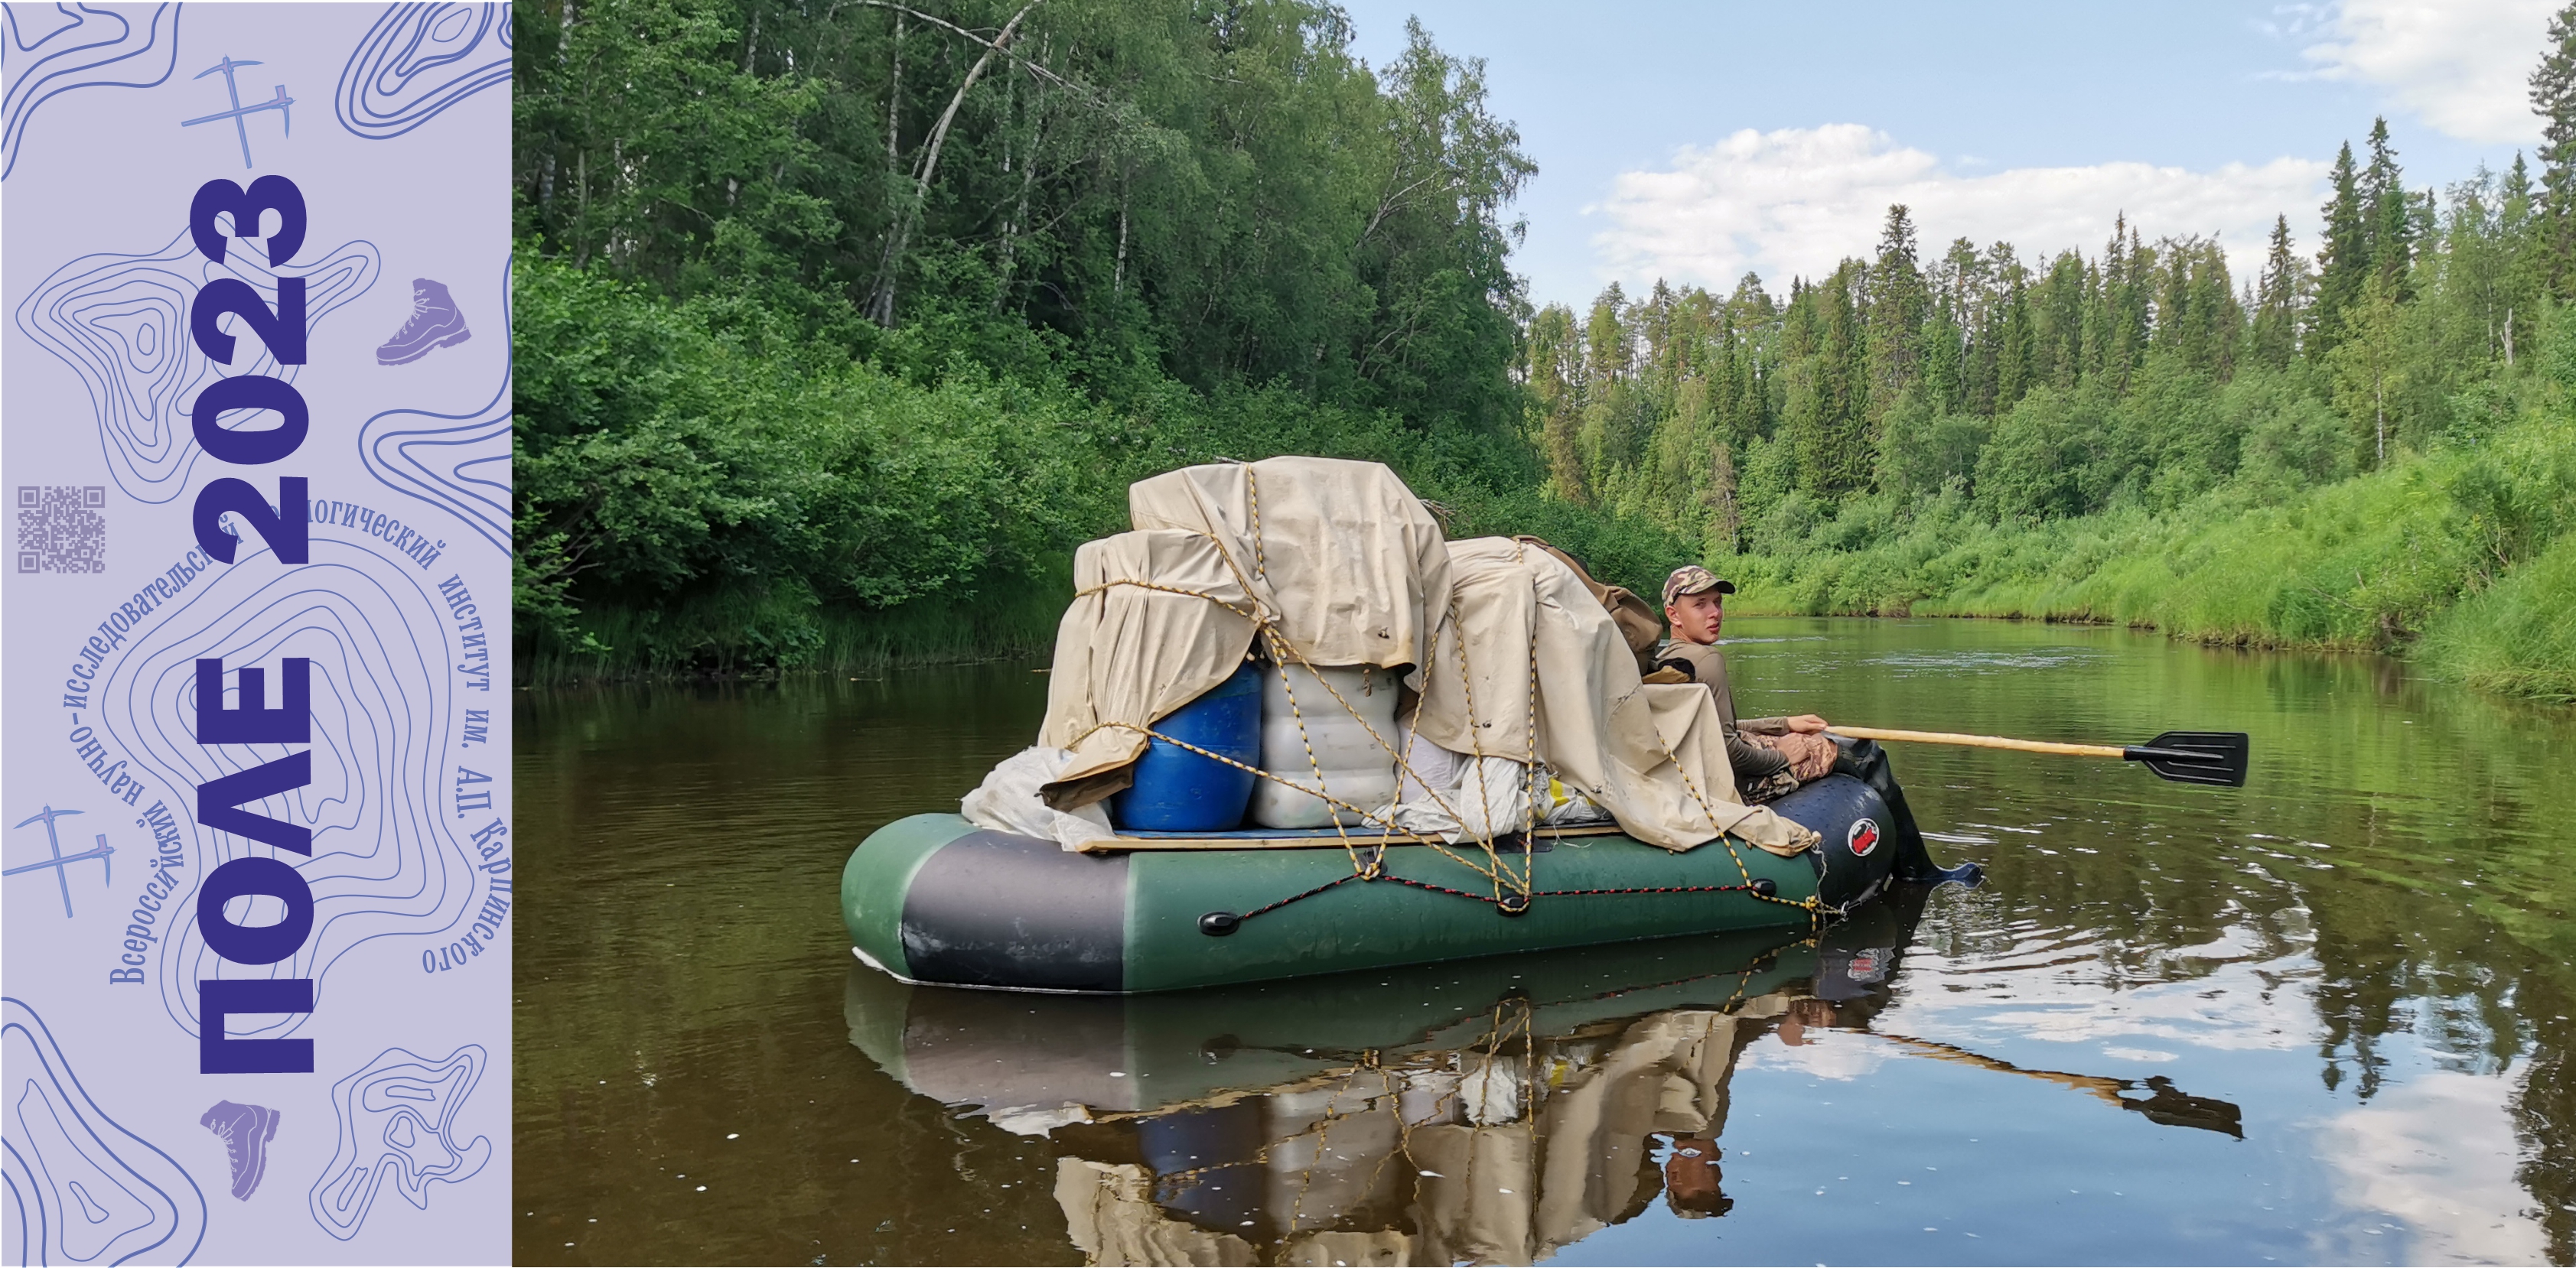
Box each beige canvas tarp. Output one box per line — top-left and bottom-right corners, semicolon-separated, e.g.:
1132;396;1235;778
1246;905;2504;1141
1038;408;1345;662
1034;458;1812;857
1128;457;1449;674
1037;528;1263;809
1041;457;1446;808
1410;538;1810;855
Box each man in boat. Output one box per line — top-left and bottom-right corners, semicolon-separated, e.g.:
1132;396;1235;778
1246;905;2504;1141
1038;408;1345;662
1653;566;1836;802
1653;566;1945;879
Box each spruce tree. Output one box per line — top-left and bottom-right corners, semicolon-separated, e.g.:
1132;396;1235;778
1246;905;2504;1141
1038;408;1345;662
2312;141;2367;359
2031;250;2086;390
1580;285;1634;480
2532;0;2576;294
2360;118;2414;295
1995;252;2035;411
1782;265;1870;499
1584;282;1630;390
2251;215;2308;371
1864;204;1929;424
2504;153;2539;363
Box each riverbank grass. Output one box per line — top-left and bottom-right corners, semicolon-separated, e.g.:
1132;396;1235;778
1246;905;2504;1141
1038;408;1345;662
1729;413;2576;694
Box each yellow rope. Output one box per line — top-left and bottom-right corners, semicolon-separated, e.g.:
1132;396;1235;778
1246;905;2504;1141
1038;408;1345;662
1256;624;1367;876
1256;617;1539;886
1069;577;1261;622
1242;461;1268;582
1078;505;1511;886
1439;592;1517;904
1647;706;1818;916
1083;719;1518;887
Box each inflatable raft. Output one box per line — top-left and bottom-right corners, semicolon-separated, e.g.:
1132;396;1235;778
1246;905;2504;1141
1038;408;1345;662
842;772;1956;994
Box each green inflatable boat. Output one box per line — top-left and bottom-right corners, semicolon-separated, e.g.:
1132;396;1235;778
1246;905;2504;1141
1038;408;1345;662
841;771;1976;994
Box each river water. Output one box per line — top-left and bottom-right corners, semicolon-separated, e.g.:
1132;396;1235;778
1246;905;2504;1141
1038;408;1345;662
515;618;2576;1266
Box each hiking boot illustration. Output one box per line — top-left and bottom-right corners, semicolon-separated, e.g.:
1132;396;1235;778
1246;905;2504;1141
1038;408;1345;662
200;1099;280;1200
376;278;471;366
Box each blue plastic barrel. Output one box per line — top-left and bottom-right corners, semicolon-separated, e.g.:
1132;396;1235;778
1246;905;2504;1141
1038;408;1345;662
1109;663;1263;831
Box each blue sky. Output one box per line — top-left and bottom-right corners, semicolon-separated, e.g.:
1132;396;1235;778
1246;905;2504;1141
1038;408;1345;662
1338;1;2555;309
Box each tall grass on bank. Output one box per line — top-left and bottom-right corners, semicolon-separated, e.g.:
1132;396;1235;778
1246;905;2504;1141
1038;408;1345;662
2421;532;2576;702
1728;412;2576;697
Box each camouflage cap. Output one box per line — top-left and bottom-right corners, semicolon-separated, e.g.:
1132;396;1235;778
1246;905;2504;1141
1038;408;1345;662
1661;565;1737;610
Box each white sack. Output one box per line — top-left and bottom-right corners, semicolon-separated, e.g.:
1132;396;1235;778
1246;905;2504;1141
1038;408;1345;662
962;746;1117;850
1536;772;1617;826
1392;720;1467;803
1383;753;1536;842
1249;662;1400;828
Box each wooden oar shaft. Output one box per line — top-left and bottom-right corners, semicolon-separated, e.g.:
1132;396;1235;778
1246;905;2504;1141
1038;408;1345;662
1831;726;2127;759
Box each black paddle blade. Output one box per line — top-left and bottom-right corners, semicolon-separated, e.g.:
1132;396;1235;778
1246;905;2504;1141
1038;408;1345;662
2122;731;2249;787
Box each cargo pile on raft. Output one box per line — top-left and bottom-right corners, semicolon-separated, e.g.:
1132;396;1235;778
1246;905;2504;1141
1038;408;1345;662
841;457;1977;994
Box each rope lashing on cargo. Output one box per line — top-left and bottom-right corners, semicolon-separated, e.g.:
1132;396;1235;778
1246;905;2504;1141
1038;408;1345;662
1077;666;1816;922
1246;460;1269;583
1257;622;1377;880
1073;581;1529;889
1075;719;1525;892
1433;570;1529;906
1067;577;1262;622
1077;470;1450;884
1507;540;1552;899
1086;463;1544;898
1072;461;1816;920
1243;462;1529;901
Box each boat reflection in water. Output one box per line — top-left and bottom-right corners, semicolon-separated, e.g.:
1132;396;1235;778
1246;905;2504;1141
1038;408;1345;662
843;884;2242;1265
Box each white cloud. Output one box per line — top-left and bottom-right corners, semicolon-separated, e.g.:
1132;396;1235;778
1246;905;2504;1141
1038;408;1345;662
1742;1030;1893;1082
2301;0;2558;145
2320;1067;2550;1263
1590;125;2327;297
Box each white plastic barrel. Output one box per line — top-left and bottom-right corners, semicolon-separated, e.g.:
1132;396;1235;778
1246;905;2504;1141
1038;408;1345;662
1249;663;1401;827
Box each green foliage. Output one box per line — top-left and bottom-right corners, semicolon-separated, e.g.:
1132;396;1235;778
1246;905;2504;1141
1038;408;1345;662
513;255;1119;670
1974;387;2109;521
2421;530;2576;701
512;0;1631;675
514;0;1532;432
510;246;1658;675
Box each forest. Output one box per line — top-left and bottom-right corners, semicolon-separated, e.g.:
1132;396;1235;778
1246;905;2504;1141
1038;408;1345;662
1538;125;2576;701
511;0;2576;701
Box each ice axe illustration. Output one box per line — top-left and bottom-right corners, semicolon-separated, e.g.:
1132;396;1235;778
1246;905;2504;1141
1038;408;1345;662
183;56;294;169
8;808;112;917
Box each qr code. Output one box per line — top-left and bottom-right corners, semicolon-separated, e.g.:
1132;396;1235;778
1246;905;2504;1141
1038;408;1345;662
16;486;106;574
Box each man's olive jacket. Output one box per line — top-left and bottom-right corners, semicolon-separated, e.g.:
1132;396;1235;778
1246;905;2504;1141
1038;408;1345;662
1655;638;1790;779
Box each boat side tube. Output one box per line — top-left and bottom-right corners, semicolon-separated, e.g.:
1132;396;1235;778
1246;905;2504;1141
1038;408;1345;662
843;772;1904;994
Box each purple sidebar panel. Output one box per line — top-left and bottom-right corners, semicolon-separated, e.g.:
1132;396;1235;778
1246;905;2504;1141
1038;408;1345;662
2;5;510;1263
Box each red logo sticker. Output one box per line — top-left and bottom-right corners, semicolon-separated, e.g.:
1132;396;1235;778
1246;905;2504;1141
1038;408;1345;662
1848;818;1881;857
